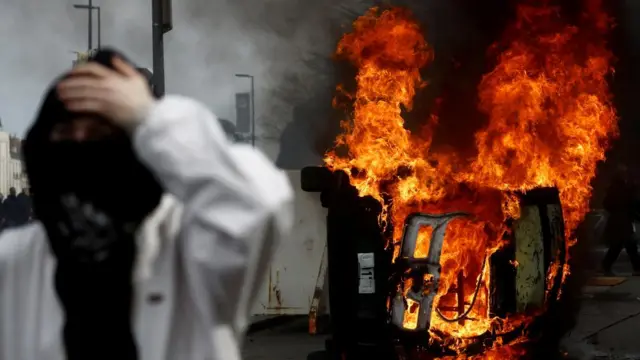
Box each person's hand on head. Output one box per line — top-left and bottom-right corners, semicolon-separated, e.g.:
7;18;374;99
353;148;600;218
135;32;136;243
57;57;155;133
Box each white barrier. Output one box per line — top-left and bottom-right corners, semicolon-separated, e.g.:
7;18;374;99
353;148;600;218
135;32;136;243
251;170;328;316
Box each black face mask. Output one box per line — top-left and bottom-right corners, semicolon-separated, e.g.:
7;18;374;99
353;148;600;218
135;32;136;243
28;136;162;260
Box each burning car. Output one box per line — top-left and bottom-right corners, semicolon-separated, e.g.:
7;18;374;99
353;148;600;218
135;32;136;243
304;1;617;359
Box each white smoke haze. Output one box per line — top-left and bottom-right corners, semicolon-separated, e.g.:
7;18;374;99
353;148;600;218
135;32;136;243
0;0;351;159
0;0;85;135
0;0;480;163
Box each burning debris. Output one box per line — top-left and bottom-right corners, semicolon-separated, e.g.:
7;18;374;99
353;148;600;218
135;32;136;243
320;1;618;359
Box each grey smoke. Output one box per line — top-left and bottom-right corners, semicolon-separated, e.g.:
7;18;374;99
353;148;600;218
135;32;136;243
0;0;511;167
0;0;340;159
265;0;483;168
1;0;255;132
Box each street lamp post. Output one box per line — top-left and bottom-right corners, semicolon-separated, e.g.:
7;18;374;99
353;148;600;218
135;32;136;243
73;3;101;50
96;6;101;49
88;0;92;50
235;74;255;147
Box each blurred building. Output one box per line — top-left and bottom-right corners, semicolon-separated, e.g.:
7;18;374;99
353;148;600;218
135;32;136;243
0;132;27;195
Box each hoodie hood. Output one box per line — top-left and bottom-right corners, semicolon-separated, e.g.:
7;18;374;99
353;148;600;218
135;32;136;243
23;49;163;256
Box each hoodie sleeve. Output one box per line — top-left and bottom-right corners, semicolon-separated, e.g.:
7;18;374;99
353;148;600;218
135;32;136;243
131;96;294;338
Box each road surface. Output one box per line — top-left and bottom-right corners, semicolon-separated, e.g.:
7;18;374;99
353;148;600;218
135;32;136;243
244;276;640;359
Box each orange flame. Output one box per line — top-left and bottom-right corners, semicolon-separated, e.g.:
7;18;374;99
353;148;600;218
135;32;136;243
469;2;617;234
326;2;616;358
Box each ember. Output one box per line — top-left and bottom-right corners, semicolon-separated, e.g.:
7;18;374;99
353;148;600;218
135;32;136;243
325;1;617;358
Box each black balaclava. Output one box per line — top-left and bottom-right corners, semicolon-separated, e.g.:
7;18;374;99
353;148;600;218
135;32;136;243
23;48;163;360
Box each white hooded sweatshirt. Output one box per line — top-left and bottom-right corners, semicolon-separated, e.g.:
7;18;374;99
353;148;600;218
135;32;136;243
0;96;294;360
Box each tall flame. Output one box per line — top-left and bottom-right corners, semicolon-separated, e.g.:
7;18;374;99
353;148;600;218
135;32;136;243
326;1;617;357
469;1;617;235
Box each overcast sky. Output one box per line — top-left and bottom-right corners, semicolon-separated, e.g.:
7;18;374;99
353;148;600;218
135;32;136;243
0;0;327;138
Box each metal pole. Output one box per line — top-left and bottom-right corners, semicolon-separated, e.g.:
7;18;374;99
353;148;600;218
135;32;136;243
251;76;255;147
88;0;93;50
97;7;101;49
152;0;165;96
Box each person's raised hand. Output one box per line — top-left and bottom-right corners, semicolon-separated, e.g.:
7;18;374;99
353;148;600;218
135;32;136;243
57;56;155;133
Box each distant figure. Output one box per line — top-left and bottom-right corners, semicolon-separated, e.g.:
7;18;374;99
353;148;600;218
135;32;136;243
601;164;640;275
2;187;22;228
0;192;5;230
218;119;241;142
17;188;32;223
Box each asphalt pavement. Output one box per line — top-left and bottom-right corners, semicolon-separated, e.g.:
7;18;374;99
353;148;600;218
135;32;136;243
243;317;325;360
592;246;636;275
566;276;640;359
244;272;640;360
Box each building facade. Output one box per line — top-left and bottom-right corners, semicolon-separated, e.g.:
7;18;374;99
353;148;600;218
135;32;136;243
0;132;28;195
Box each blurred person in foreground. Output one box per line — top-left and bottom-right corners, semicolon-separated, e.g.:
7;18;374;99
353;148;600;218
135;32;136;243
601;164;640;276
0;49;293;360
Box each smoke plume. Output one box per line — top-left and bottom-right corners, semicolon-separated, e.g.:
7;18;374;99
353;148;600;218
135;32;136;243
0;0;336;161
